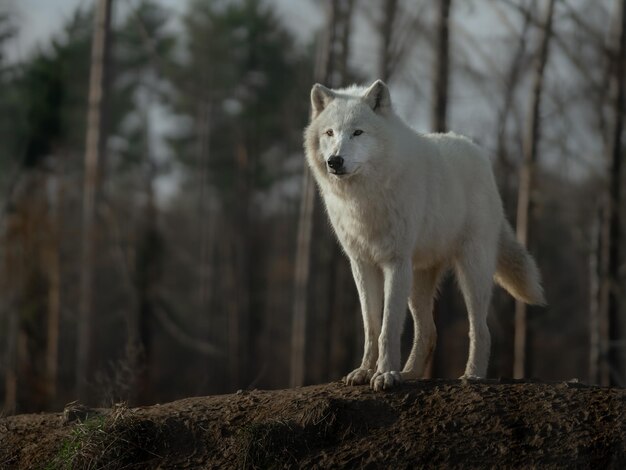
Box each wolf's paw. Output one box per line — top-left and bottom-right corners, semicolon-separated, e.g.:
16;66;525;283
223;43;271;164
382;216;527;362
345;367;375;386
370;371;402;391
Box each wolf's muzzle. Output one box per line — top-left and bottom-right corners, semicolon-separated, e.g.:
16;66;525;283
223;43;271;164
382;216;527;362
327;155;344;173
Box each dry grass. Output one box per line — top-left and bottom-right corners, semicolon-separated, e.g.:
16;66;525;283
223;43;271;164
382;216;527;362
48;404;169;469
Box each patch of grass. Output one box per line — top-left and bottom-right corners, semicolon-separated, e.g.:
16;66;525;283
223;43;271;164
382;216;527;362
47;402;202;469
75;407;163;469
46;404;167;470
46;415;107;470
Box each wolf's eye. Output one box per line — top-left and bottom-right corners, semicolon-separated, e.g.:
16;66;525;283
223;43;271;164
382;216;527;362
353;129;363;136
325;129;334;137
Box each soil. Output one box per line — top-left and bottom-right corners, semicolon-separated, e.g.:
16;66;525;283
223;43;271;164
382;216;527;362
1;379;625;469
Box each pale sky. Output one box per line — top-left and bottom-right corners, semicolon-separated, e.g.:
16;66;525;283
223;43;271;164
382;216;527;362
7;0;88;63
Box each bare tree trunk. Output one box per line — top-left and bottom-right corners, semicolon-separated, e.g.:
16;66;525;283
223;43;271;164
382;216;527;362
222;224;240;390
589;209;602;384
196;100;213;314
45;171;62;407
290;0;354;388
378;0;398;82
77;0;112;401
195;99;220;389
3;282;19;414
513;0;555;380
232;141;250;390
599;0;626;387
495;0;534;182
432;0;452;133
133;114;163;405
4;314;18;413
336;0;354;84
291;171;316;388
2;185;28;413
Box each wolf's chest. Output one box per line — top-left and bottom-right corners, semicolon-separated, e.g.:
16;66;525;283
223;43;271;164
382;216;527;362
324;192;400;263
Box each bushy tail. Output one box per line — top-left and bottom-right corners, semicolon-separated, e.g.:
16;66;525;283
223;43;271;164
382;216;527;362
494;221;546;305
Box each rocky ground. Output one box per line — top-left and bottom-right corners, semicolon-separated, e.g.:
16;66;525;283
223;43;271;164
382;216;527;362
1;379;625;469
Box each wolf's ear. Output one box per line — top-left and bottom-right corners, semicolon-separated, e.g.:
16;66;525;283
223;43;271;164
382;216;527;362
363;79;391;114
311;83;335;118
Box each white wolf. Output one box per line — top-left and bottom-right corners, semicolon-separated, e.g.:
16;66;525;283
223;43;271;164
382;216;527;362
303;80;545;391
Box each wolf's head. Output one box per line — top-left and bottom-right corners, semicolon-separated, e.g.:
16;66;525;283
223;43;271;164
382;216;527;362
304;80;392;181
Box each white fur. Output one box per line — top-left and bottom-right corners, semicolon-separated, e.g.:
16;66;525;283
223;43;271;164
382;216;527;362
304;80;544;391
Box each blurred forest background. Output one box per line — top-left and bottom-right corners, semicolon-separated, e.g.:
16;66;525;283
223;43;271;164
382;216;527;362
0;0;625;414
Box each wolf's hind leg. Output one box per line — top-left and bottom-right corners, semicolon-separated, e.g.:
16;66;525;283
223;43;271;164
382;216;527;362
345;259;383;386
402;265;444;379
455;244;496;379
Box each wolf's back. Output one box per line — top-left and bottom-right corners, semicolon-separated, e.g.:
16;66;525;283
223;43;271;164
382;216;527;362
494;220;546;305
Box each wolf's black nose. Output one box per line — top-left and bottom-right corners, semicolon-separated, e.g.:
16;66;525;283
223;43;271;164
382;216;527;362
327;155;344;170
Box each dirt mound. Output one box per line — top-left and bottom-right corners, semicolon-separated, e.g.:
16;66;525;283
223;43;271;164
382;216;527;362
1;379;625;468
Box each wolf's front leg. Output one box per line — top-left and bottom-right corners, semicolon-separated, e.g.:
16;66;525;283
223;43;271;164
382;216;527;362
371;260;412;391
345;259;383;386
